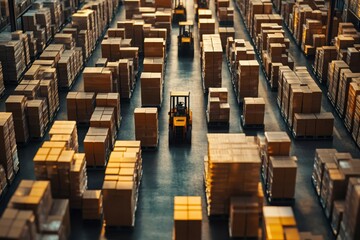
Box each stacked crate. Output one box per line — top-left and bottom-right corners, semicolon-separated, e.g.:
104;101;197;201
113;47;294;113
243;97;265;126
66;92;96;124
252;14;282;42
54;33;75;50
83;67;113;93
58;48;83;89
206;88;230;123
26;99;49;139
201;34;222;91
246;0;272;38
218;27;235;49
5;95;29;144
327;60;350;104
0;207;37;239
263;206;300;239
134;108;159;147
49;121;79;152
102;141;142;227
5;180;71;238
345;81;360;132
217;7;234;25
22;11;49;52
84;127;110;167
301;19;325;56
293;112;334;138
14;80;40;100
82;190;103;220
198;19;215;40
173;196;202;240
144;38;165;59
124;0;140;19
141;72;162;107
119;59;133;99
314;46;338;84
90;107;117;147
0;113;18;183
204;133;261;216
72;9;96;58
237;60;259;102
96;93;121;130
33;142;87;208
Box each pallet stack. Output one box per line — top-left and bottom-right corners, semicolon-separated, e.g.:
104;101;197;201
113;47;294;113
314;46;338;84
206;88;230;123
198;19;215;40
237;60;259;102
242;97;265;126
66;92;96;124
301;19;326;57
5;180;71;238
124;0;140;19
327;60;350;103
33;142;87;208
82;190;103;220
102;141;142;227
246;0;272;38
141;72;162;107
119;59;133;99
96;93;121;130
134;108;158;147
345;81;360;132
144;38;165;59
54;33;76;50
0;207;37;239
90;107;116;147
218;27;235;49
5;95;29;144
263;206;300;239
13;80;40;100
84;127;110;167
201;34;222;92
83;67;113;93
58;48;83;89
26;99;49;139
226;38;255;79
204;133;261;216
49;121;79;152
217;7;234;25
173;196;202;240
293;113;334;138
0;113;18;184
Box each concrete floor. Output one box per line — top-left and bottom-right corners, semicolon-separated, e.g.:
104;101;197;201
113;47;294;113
1;0;360;239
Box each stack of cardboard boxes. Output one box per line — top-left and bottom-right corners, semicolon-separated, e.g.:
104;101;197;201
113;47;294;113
134;108;159;147
4;180;71;238
102;141;142;227
26;99;49;139
218;27;235;49
204;134;261;216
141;72;162;107
82;190;103;220
173;196;202;240
49;121;78;152
5;95;29;143
90;107;117;147
66;92;96;124
54;33;76;50
293;113;334;138
84;127;110;167
0;113;18;184
243;97;265;126
14;80;40;100
201;34;222;92
33;144;87;209
0;207;37;239
217;6;234;25
83;67;113;93
96;93;121;130
198;19;215;41
237;60;259;102
206;88;230;123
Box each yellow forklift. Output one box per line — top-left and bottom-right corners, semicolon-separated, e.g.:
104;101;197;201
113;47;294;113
168;91;192;144
178;21;194;57
194;0;209;21
172;0;187;24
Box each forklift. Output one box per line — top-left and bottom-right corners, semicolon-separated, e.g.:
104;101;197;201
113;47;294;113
194;0;209;21
178;21;194;57
172;0;187;24
168;91;192;144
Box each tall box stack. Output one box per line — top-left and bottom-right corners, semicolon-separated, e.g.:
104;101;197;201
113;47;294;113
124;0;140;19
198;19;215;41
201;34;222;91
336;69;360;118
264;132;291;157
0;208;37;239
141;72;162;107
5;95;29;143
58;48;83;89
40;77;59;122
339;177;360;240
33;143;87;208
301;19;325;56
327;61;349;105
134;108;158;147
0;113;18;183
83;67;113;93
14;80;40;100
144;38;165;59
267;156;297;200
54;33;75;50
204;133;261;215
26;99;49;139
103;141;142;227
119;59;132;99
84;127;110;167
312;149;339;197
237;60;259;102
90;107;117;147
243;97;265;126
314;46;337;84
229;196;260;238
173;196;202;240
72;10;96;57
218;27;235;49
345;81;360;131
49;121;78;152
82;190;103;220
6;180;71;238
206;88;230;123
66;92;96;124
263;206;300;239
96;93;121;130
105;61;120;92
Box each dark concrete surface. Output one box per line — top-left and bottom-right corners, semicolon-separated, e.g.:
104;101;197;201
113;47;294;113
0;0;360;239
